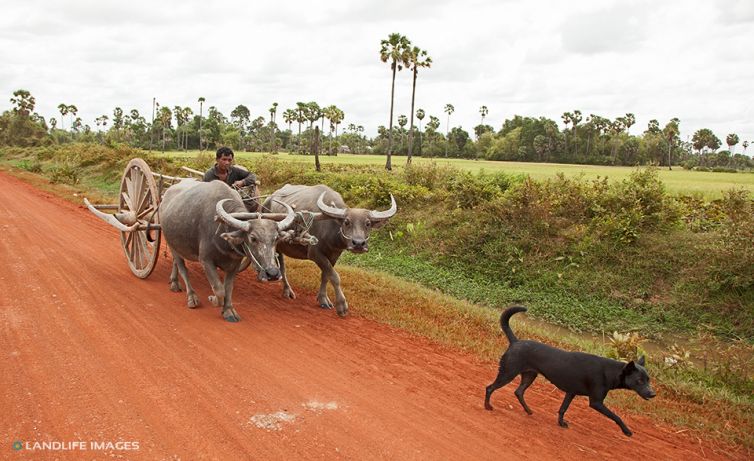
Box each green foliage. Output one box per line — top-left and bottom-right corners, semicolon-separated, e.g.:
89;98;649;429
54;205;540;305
48;162;80;185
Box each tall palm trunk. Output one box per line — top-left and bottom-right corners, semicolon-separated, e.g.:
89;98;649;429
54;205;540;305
297;120;302;154
314;126;321;171
386;64;397;171
406;67;418;165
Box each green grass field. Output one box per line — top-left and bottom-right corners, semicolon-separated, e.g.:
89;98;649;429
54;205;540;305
156;150;754;199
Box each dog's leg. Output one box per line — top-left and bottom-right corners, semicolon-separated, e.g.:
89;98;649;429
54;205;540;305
558;393;576;428
588;398;633;436
484;368;518;411
514;372;537;415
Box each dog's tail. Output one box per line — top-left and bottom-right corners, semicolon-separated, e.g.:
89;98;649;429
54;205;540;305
500;306;527;344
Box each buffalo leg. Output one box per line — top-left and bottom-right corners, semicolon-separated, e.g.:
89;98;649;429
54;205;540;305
278;254;296;299
201;261;225;307
312;253;347;316
221;270;240;322
169;260;181;292
170;249;199;308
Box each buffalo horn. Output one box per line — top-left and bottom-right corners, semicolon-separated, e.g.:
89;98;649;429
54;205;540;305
215;199;250;231
274;199;296;231
316;192;347;219
368;194;397;221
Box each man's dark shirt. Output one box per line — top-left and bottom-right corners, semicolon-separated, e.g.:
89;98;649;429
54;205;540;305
202;164;257;187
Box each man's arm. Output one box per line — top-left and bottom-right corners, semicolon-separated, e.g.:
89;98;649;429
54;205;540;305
231;167;257;187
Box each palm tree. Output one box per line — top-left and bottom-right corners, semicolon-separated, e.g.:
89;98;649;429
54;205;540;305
197;97;205;150
479;105;488;127
357;125;364;153
742;140;749;155
427;115;440;157
726;133;739;154
398;114;408;153
10;89;35;117
561;111;572;153
67;105;78;131
443;104;454;157
49;118;57;132
325;106;344;154
95;115;108;143
405;45;432;165
57;103;68;129
181;107;193;150
623;113;635;134
663;118;680;170
571;110;582;156
159;106;172;152
269;102;278;153
282;108;296;151
416;108;425;156
380;32;411;170
305;102;322;155
295;102;307;153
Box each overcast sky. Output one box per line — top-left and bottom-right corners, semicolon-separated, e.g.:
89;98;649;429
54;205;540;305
2;0;753;148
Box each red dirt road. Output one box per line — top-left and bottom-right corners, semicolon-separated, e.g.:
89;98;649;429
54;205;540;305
0;172;743;460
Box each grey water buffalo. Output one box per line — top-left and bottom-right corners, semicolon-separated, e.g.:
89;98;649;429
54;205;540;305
262;184;397;317
160;179;295;322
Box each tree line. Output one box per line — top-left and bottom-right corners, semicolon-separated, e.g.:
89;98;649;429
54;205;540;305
1;86;751;172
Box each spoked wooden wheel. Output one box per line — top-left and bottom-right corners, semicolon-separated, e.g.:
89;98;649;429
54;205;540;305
118;158;161;278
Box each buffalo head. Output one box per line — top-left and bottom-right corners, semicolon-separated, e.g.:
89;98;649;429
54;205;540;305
215;198;295;281
316;192;397;253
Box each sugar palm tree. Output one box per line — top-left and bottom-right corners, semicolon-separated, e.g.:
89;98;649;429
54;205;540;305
571;110;582;156
726;133;739;154
295;102;307;153
398;114;408;152
197;97;205;150
405;45;431;165
57;103;68;129
443;104;454;157
479;105;488;127
663;118;680;170
380;32;411;170
67;105;78;130
269;102;278;153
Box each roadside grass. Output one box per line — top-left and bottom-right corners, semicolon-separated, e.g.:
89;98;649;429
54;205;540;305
158;149;754;199
282;258;753;453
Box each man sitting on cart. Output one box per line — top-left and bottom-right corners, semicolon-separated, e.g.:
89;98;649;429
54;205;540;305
203;146;257;189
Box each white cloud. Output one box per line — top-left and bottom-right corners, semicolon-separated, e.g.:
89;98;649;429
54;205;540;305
1;0;752;146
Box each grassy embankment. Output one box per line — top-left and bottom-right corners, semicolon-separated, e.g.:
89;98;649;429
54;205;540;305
1;144;752;453
154;149;754;199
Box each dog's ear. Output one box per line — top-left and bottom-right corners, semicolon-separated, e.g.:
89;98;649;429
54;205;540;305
637;355;646;366
623;361;637;374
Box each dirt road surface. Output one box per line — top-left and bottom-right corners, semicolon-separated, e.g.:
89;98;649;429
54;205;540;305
0;172;743;460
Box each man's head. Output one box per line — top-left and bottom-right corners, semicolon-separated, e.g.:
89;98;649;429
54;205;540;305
216;146;234;172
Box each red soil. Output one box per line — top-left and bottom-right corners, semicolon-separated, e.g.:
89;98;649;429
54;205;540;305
0;171;744;460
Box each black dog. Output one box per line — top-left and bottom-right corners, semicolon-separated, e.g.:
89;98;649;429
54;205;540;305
484;306;656;436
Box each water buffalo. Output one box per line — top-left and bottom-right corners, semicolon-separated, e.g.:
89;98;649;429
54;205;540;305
160;180;295;322
262;184;397;317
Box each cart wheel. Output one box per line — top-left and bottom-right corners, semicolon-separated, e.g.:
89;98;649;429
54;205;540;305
119;158;161;278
